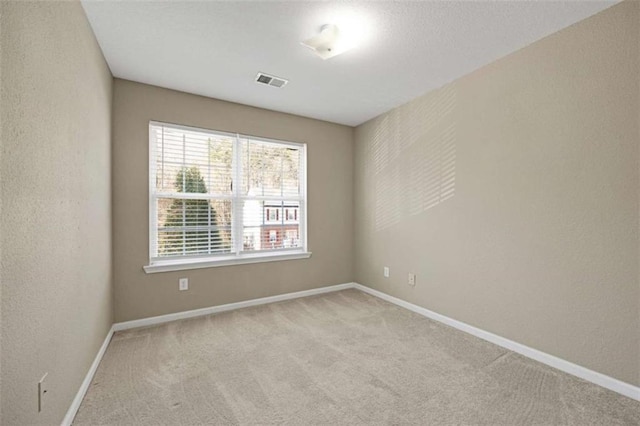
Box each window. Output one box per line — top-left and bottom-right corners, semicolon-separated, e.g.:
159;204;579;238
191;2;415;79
284;229;299;248
145;121;309;273
286;208;297;221
266;208;278;222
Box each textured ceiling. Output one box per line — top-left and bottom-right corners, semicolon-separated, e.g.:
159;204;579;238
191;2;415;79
82;1;618;126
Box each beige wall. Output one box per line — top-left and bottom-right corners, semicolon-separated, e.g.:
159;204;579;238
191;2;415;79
354;0;640;387
0;1;113;424
112;79;353;322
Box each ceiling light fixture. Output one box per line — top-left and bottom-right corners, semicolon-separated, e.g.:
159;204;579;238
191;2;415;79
301;24;356;60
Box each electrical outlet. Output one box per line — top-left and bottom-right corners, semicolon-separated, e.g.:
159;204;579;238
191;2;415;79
383;267;390;278
408;273;416;286
38;373;48;412
179;278;189;291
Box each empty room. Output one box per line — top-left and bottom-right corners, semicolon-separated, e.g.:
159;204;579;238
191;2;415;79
1;0;639;424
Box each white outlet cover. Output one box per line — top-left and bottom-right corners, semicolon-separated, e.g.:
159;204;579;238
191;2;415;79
38;372;48;412
179;278;189;291
383;267;390;278
408;273;416;286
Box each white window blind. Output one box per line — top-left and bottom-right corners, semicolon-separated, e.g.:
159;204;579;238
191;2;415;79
148;121;307;269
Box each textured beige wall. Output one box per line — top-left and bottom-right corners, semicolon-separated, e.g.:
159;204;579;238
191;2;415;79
354;1;640;387
0;1;113;424
0;2;3;420
112;79;353;322
637;0;640;390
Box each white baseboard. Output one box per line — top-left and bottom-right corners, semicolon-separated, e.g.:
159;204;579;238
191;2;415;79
113;282;356;331
353;283;640;402
61;325;115;426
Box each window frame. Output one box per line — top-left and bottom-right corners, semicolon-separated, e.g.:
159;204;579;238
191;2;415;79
144;121;310;274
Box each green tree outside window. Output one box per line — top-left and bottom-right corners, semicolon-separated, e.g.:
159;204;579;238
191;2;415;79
161;167;222;255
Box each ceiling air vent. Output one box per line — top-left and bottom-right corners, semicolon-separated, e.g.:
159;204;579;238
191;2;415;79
255;72;288;88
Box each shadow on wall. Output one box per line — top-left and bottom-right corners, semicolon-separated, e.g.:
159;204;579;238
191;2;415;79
361;84;457;232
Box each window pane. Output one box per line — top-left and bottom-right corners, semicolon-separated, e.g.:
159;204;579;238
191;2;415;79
152;124;233;196
241;139;300;197
242;200;301;251
156;198;232;257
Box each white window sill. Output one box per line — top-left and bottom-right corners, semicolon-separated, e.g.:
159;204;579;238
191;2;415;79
143;251;312;274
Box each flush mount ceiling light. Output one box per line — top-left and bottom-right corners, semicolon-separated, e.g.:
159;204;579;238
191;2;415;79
301;24;356;60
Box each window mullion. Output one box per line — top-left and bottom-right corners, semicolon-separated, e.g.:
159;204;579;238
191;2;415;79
233;135;244;255
208;139;211;254
182;199;186;256
280;155;284;232
181;133;186;256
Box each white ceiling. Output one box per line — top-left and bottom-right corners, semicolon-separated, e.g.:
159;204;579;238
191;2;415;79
82;1;618;127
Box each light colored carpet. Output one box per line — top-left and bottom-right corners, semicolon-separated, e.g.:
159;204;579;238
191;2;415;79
74;289;640;425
